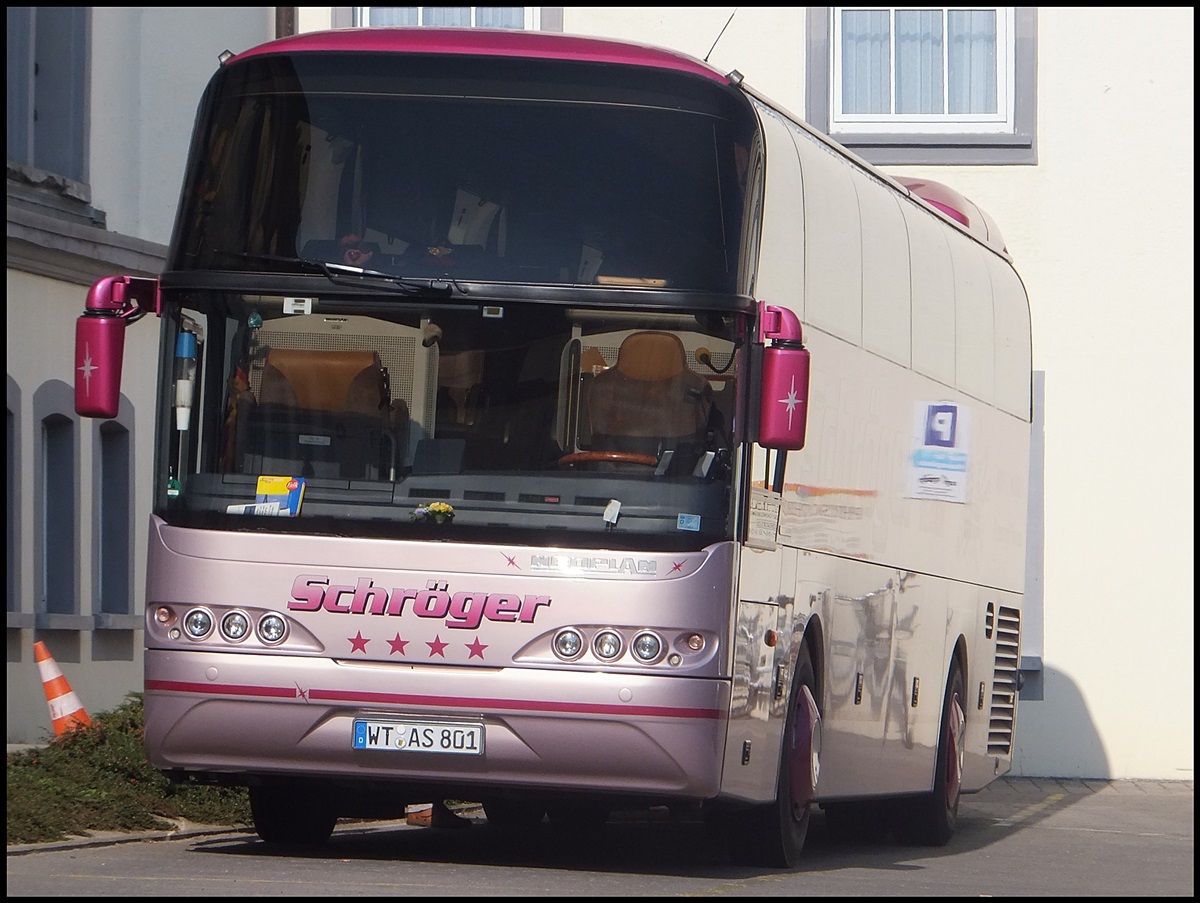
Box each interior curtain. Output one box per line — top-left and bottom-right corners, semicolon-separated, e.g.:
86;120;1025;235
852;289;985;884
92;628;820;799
840;7;998;117
948;8;998;114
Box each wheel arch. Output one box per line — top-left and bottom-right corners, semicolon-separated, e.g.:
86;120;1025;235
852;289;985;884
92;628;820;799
799;614;826;714
949;633;969;697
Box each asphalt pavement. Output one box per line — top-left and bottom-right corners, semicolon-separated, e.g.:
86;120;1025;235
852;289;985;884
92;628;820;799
7;768;1190;898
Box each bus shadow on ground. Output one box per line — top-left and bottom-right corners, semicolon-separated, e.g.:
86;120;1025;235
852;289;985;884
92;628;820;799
190;786;1085;879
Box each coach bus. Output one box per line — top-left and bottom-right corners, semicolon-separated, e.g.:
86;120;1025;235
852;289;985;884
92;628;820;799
73;26;1031;868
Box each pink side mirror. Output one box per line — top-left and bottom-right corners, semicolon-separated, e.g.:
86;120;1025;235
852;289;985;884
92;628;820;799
74;276;157;418
757;303;810;450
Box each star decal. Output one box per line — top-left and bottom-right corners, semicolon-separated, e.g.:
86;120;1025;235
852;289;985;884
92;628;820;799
387;633;410;656
465;636;488;659
503;553;520;569
348;631;369;654
77;343;98;395
427;635;448;657
777;375;801;429
670;560;685;573
295;683;310;702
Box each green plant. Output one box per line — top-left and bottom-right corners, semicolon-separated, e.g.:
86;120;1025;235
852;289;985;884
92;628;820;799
6;693;251;845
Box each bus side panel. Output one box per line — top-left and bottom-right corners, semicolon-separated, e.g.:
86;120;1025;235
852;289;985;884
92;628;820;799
798;551;940;799
754;96;1029;590
773;328;1028;595
752;104;806;316
750;99;1029;800
719;545;808;805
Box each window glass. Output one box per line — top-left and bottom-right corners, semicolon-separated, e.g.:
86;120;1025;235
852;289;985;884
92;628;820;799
356;7;536;29
171;54;751;294
833;6;1012;135
807;6;1036;165
6;6;88;182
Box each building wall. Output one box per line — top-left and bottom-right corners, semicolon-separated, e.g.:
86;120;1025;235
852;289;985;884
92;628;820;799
5;7;276;745
7;7;1192;781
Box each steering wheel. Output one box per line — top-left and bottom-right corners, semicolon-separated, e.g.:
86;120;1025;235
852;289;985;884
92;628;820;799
557;451;658;468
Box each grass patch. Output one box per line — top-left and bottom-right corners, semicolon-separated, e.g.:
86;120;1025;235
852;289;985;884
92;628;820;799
6;693;251;845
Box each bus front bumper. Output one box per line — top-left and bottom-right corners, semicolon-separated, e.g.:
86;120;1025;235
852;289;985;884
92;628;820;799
143;648;731;800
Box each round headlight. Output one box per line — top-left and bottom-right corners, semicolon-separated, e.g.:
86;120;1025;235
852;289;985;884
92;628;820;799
631;631;663;663
553;628;584;660
182;608;214;639
258;613;287;644
592;629;623;661
221;611;250;641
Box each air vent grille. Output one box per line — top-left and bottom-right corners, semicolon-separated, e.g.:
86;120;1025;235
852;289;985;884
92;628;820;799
988;605;1022;755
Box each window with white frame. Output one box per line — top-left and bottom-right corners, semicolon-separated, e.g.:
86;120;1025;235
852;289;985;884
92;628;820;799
806;6;1036;165
833;7;1013;135
354;7;540;29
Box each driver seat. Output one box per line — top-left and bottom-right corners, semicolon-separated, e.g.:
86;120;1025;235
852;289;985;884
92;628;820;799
584;331;711;468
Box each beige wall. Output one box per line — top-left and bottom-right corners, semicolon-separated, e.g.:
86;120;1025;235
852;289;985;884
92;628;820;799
563;7;1194;780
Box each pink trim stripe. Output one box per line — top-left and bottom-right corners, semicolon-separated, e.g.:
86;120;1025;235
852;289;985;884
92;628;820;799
145;679;722;720
146;679;298;698
231;27;729;84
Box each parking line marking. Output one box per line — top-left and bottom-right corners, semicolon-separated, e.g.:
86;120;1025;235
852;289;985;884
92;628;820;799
993;792;1066;827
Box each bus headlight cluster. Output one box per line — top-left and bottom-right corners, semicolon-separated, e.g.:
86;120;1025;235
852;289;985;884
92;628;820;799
550;627;673;665
183;608;214;639
631;631;663;662
221;611;250;641
593;629;623;661
171;606;288;645
257;613;287;643
553;628;584;660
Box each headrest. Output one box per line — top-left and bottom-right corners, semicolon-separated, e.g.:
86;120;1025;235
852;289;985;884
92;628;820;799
614;331;687;382
438;349;485;390
261;349;381;412
580;347;608;376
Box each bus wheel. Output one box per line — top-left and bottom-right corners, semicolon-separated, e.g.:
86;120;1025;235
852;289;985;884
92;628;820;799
891;659;965;846
728;640;821;868
483;798;546;827
250;784;336;846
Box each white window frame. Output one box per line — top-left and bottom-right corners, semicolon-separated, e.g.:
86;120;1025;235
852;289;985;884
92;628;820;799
832;6;1016;136
353;7;541;29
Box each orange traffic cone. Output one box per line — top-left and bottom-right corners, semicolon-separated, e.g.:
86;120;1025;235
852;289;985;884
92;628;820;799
34;640;92;736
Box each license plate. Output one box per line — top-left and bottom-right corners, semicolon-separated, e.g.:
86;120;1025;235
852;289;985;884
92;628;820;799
352;719;484;755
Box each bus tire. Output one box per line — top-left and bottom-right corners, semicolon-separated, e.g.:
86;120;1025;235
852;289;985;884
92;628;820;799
250;784;336;846
891;658;965;846
728;638;821;868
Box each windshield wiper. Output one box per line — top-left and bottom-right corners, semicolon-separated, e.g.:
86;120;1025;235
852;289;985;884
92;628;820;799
215;251;461;297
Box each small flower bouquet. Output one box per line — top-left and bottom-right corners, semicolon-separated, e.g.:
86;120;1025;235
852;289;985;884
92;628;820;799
412;501;455;524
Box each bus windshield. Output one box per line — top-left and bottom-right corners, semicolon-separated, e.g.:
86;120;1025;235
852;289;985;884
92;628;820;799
161;294;741;549
171;52;751;293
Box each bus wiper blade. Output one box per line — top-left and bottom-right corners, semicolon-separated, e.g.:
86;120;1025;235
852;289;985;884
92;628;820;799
323;262;463;297
217;251;457;296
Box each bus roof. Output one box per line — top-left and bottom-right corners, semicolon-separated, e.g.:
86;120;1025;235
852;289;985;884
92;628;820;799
230;27;732;85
